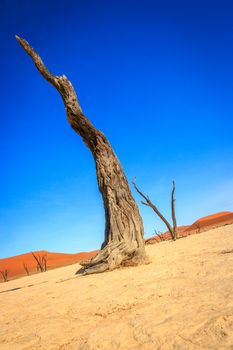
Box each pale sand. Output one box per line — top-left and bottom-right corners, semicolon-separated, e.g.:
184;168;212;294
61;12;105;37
0;224;233;350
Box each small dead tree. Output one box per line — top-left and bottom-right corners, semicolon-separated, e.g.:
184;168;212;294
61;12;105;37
133;180;178;241
23;263;30;276
16;36;147;275
154;229;166;242
196;222;201;233
31;252;47;272
42;255;47;272
1;270;9;282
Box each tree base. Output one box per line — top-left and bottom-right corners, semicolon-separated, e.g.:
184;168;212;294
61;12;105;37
76;242;148;276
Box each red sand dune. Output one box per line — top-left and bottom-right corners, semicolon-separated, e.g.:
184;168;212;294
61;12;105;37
0;250;98;282
146;211;233;244
184;211;233;234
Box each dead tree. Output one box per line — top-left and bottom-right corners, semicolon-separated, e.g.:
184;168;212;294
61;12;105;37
23;263;30;276
1;270;9;282
16;36;147;275
133;180;178;241
31;252;47;272
42;255;47;272
154;229;166;242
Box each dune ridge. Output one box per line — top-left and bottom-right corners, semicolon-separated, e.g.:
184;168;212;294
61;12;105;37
0;250;98;281
184;211;233;234
146;211;233;244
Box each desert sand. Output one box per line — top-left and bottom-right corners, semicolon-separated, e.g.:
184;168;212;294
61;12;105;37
0;224;233;350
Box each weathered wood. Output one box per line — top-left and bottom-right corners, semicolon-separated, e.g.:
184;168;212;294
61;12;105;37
16;36;148;275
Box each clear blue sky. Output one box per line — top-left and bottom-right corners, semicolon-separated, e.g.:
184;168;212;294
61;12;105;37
1;0;233;258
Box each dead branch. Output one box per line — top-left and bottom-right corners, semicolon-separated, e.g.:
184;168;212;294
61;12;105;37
42;255;47;272
31;252;47;272
23;263;30;276
171;180;178;240
133;179;178;241
154;229;165;241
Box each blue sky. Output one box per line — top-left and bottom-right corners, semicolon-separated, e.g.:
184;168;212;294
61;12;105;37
1;0;233;258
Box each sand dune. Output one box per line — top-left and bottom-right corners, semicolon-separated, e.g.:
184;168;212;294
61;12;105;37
184;211;233;234
146;211;233;244
0;224;233;349
0;250;98;281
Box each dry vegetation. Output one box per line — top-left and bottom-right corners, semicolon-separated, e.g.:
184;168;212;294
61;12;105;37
0;270;9;282
32;252;48;273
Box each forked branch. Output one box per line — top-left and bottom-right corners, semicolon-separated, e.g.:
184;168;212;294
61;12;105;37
132;179;178;240
31;252;47;272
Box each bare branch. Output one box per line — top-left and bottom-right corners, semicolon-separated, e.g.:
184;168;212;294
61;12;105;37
15;36;101;153
32;252;44;272
154;229;165;241
171;180;178;240
132;179;149;203
15;36;61;89
141;201;150;206
42;254;47;272
132;179;174;238
23;263;30;276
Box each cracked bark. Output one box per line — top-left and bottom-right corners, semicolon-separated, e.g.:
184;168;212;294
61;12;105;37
16;36;148;275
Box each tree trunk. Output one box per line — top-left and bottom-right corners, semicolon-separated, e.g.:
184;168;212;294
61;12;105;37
16;36;148;275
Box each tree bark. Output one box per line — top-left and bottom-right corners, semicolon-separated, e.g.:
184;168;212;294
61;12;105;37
16;36;148;275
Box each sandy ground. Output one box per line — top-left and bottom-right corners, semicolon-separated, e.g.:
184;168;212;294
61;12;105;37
0;224;233;350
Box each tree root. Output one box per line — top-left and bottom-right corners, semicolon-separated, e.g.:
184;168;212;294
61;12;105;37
76;242;148;276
